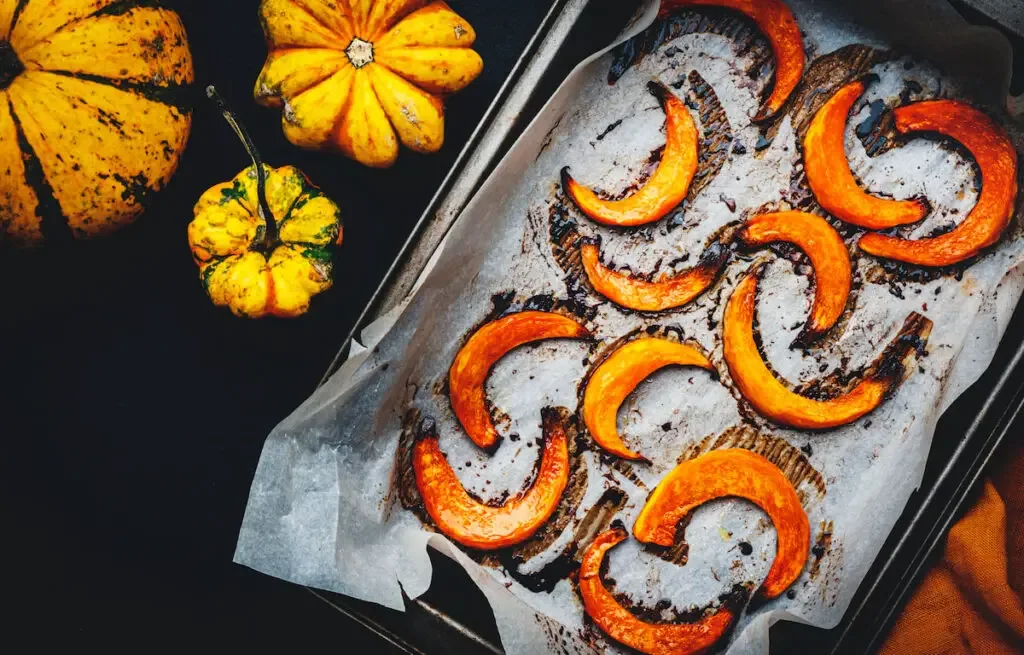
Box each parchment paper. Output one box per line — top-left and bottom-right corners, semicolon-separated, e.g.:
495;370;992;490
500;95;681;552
235;1;1024;652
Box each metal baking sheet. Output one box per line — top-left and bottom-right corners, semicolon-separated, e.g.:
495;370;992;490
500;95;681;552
298;0;1024;652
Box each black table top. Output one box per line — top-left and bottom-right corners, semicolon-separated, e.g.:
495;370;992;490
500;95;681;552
2;0;560;645
6;1;1020;649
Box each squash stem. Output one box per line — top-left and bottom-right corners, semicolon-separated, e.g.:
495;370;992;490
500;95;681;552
206;85;279;251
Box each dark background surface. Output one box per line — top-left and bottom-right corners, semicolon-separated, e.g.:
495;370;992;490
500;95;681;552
4;0;1024;650
2;0;560;646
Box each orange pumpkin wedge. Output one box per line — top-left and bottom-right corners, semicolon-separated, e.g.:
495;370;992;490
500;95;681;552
561;81;697;227
413;408;570;551
633;448;809;599
660;0;804;122
582;338;715;461
858;100;1018;267
450;311;590;450
723;265;932;429
581;238;730;312
803;80;930;230
579;527;736;655
738;211;851;345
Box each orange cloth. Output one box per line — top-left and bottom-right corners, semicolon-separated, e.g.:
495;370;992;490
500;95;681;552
879;441;1024;654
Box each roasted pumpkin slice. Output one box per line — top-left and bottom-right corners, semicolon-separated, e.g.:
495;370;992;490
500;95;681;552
413;408;570;551
562;81;697;227
660;0;804;122
633;448;809;599
738;211;851;345
450;311;590;450
803;80;930;230
579;527;736;655
858;100;1018;267
582;338;715;461
723;265;932;429
581;236;729;312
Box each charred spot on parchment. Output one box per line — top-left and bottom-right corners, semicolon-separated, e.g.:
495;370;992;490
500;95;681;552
608;7;771;90
677;425;827;508
537;112;565;161
808;519;834;580
574;488;630;556
592;119;624;145
479;289;597;326
850;74;927;159
794;312;932;402
536;611;590;655
646;513;695;566
862;258;953;300
499;486;628;593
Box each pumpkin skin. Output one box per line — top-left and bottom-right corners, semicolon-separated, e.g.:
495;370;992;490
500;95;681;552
413;408;571;551
723;263;932;430
561;81;698;227
578;527;736;655
188;165;343;319
580;234;730;312
581;337;715;461
858;99;1019;267
0;0;193;245
254;0;483;168
738;211;851;346
633;448;809;600
449;310;591;450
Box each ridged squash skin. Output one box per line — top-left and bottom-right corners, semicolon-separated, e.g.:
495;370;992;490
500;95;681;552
0;0;194;245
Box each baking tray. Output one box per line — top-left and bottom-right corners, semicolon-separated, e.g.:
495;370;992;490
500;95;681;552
307;0;1024;652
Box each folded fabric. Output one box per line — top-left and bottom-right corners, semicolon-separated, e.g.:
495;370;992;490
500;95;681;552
880;442;1024;654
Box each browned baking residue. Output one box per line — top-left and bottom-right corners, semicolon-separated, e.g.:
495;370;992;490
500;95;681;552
609;8;771;88
392;408;432;526
808;519;834;580
655;514;694;566
499;487;628;592
573;487;630;553
794;312;931;400
770;44;891;142
686;69;733;202
613;581;753;626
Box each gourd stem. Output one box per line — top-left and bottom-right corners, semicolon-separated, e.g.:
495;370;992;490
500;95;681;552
206;85;278;250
